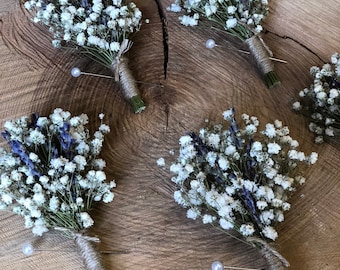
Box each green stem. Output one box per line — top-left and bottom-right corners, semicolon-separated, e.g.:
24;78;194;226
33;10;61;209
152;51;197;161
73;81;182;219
129;95;146;114
264;71;281;89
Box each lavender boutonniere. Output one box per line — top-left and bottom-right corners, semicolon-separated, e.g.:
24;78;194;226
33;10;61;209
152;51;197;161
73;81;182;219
0;109;115;270
159;107;317;269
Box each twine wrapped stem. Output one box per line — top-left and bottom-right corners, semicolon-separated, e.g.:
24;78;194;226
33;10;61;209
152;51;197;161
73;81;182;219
55;228;104;270
247;237;290;270
111;57;146;113
74;233;103;270
245;35;280;89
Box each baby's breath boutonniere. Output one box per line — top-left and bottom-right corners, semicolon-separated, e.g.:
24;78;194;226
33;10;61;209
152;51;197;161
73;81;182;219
159;108;317;269
168;0;281;88
293;53;340;144
24;0;146;113
0;109;115;270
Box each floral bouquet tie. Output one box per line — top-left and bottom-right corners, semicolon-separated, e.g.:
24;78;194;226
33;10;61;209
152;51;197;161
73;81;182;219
168;0;281;88
24;0;146;113
293;53;340;144
164;108;317;269
0;109;115;270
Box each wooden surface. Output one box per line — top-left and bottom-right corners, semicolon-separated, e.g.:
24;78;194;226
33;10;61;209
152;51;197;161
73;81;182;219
1;1;340;269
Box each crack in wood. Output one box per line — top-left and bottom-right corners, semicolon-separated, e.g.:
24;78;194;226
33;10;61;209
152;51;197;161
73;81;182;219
266;30;325;63
154;0;170;132
154;0;168;80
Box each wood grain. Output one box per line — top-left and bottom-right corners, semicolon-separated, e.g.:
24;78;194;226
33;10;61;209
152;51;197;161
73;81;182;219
0;1;339;269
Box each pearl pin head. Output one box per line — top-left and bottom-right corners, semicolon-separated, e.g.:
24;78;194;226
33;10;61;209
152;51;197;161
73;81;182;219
22;243;34;256
205;39;216;49
211;261;224;270
71;67;81;77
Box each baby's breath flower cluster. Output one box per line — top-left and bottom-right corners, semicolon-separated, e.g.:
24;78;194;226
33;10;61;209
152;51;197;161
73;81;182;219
24;0;141;59
167;108;317;242
293;53;340;144
167;0;280;88
24;0;145;113
168;0;267;35
0;108;115;237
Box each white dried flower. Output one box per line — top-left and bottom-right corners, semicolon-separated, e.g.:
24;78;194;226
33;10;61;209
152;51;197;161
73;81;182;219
240;224;255;236
294;53;340;141
79;212;94;228
168;0;268;40
226;18;237;29
164;107;317;242
24;0;142;68
0;109;115;236
262;226;278;240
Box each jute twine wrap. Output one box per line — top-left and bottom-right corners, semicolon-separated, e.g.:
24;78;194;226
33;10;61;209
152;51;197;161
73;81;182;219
74;233;103;270
110;39;139;100
245;35;274;75
111;57;140;100
55;228;103;270
247;237;290;270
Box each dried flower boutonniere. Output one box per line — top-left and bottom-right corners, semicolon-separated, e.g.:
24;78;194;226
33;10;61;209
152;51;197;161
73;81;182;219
159;107;317;269
168;0;281;88
293;53;340;144
0;109;115;270
24;0;146;113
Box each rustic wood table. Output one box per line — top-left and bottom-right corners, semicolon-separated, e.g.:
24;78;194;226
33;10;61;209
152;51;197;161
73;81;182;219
0;1;339;269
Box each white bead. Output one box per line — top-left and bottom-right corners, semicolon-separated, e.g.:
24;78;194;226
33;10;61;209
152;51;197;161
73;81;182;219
71;67;81;77
205;39;216;49
211;261;224;270
22;243;34;256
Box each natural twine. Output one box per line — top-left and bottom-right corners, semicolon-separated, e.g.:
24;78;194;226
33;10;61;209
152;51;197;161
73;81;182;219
111;57;140;100
74;232;103;270
110;39;139;100
245;35;274;75
247;237;290;270
111;39;133;82
55;228;103;270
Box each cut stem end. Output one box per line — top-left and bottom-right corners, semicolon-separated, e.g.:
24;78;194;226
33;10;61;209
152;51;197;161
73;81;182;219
129;95;146;114
264;71;281;89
